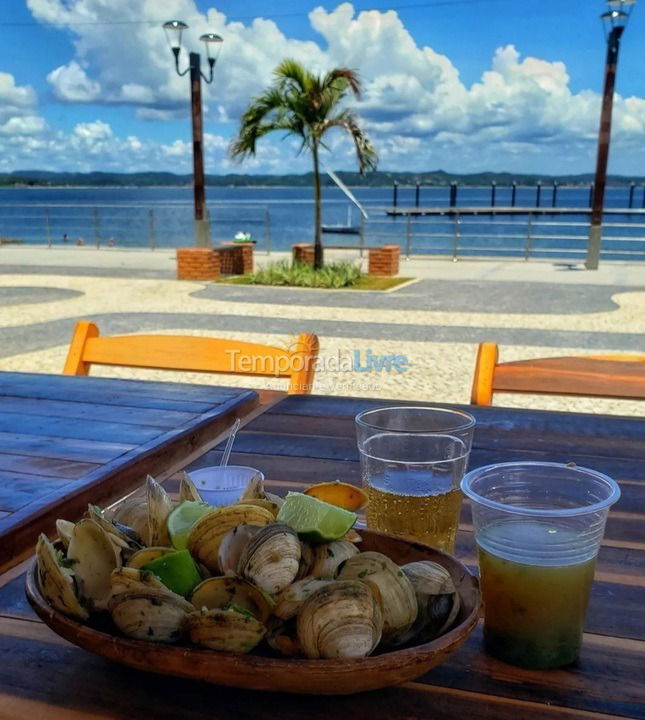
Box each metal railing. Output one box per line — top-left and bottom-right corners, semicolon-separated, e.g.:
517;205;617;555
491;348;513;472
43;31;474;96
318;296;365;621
0;203;272;252
355;210;645;262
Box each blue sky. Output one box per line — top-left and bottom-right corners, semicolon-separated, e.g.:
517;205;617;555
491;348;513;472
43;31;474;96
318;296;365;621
1;0;644;175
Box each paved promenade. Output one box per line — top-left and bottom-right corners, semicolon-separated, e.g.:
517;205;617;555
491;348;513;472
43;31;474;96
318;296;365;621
1;245;643;416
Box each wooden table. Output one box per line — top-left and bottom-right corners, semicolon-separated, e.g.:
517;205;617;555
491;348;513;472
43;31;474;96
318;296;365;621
0;372;259;571
0;391;643;719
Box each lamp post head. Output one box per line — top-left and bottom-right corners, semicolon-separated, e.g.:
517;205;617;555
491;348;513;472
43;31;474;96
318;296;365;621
163;20;188;57
602;0;636;37
199;33;224;68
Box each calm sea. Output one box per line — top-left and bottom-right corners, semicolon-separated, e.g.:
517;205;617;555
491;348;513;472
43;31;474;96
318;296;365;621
1;185;643;261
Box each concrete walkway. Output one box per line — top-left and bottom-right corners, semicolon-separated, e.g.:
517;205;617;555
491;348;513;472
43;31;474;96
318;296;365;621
0;246;643;417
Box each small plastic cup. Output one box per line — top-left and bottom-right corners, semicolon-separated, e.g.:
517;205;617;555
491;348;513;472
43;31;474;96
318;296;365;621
461;461;620;669
187;466;263;507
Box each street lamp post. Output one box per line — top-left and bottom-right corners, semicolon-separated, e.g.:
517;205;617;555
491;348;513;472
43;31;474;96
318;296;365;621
586;0;636;269
163;21;223;248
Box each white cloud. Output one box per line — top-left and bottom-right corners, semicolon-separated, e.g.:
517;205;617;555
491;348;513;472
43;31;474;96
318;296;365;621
47;61;101;101
9;0;645;174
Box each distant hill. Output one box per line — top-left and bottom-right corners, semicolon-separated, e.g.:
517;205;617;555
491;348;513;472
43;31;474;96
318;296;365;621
1;169;644;188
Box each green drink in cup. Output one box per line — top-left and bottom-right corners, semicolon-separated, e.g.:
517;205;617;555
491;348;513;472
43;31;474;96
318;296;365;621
461;461;620;669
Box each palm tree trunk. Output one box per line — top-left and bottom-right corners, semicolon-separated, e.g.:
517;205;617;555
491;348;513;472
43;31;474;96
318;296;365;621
311;140;323;270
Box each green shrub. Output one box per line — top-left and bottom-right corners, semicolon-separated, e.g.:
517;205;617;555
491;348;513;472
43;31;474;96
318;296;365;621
244;260;363;289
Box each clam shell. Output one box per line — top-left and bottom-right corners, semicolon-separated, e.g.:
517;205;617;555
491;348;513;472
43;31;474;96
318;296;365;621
67;519;121;611
190;576;274;624
55;519;74;551
35;533;88;621
110;497;149;544
127;546;176;570
217;525;261;576
310;540;360;579
147;475;174;547
186;607;266;653
274;578;333;620
110;566;173;596
86;504;143;548
236;498;280;518
179;472;203;503
266;618;303;657
109;590;192;643
399;561;461;643
187;504;274;573
297;580;383;659
296;541;314;579
238;523;301;595
338;551;418;645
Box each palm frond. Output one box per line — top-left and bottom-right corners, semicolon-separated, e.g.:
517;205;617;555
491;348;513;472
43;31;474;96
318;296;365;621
322;109;378;174
322;67;361;99
274;58;314;94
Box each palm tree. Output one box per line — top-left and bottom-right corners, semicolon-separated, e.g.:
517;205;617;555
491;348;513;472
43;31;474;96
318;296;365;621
230;59;377;269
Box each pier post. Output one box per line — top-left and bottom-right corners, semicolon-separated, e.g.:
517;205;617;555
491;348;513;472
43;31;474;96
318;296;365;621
415;182;420;208
511;182;517;207
524;213;533;261
452;212;461;262
449;182;458;208
93;208;101;249
628;182;635;208
536;181;542;208
589;183;594;208
552;181;558;208
392;181;399;209
148;208;156;250
491;181;496;207
44;208;51;248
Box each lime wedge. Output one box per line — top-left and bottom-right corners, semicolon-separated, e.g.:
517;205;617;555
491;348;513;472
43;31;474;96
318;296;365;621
167;500;212;550
277;491;357;543
141;549;202;597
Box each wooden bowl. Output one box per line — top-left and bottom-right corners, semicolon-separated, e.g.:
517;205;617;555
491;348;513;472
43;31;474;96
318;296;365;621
25;530;480;695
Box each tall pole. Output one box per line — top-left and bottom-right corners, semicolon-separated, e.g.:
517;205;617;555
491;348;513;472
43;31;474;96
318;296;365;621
586;26;624;269
189;52;210;247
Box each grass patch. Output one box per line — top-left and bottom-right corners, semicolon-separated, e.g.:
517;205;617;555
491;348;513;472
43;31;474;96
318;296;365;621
222;260;412;291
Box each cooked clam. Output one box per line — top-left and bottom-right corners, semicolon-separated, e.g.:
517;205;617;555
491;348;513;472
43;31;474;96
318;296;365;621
187;504;274;573
309;540;359;579
338;551;418;645
274;578;333;620
297;580;383;659
190;576;274;624
186;607;266;653
109;497;149;544
240;472;283;509
179;472;203;503
217;524;261;576
67;518;121;611
238;523;301;595
147;475;174;547
266;618;303;657
109;590;193;643
127;546;176;570
35;534;89;621
110;566;172;596
236;497;280;518
399;561;461;643
296;541;314;579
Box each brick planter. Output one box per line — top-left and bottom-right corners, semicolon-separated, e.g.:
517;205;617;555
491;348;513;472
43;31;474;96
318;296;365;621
292;243;315;266
218;243;254;275
368;245;400;276
176;248;220;281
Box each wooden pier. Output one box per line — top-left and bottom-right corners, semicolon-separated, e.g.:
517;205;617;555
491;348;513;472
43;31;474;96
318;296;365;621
385;206;645;217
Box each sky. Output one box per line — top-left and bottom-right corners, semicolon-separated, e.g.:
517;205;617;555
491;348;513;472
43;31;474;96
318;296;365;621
1;0;644;176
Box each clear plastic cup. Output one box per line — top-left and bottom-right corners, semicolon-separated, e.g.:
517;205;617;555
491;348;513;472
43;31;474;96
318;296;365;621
187;466;263;507
461;461;620;669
